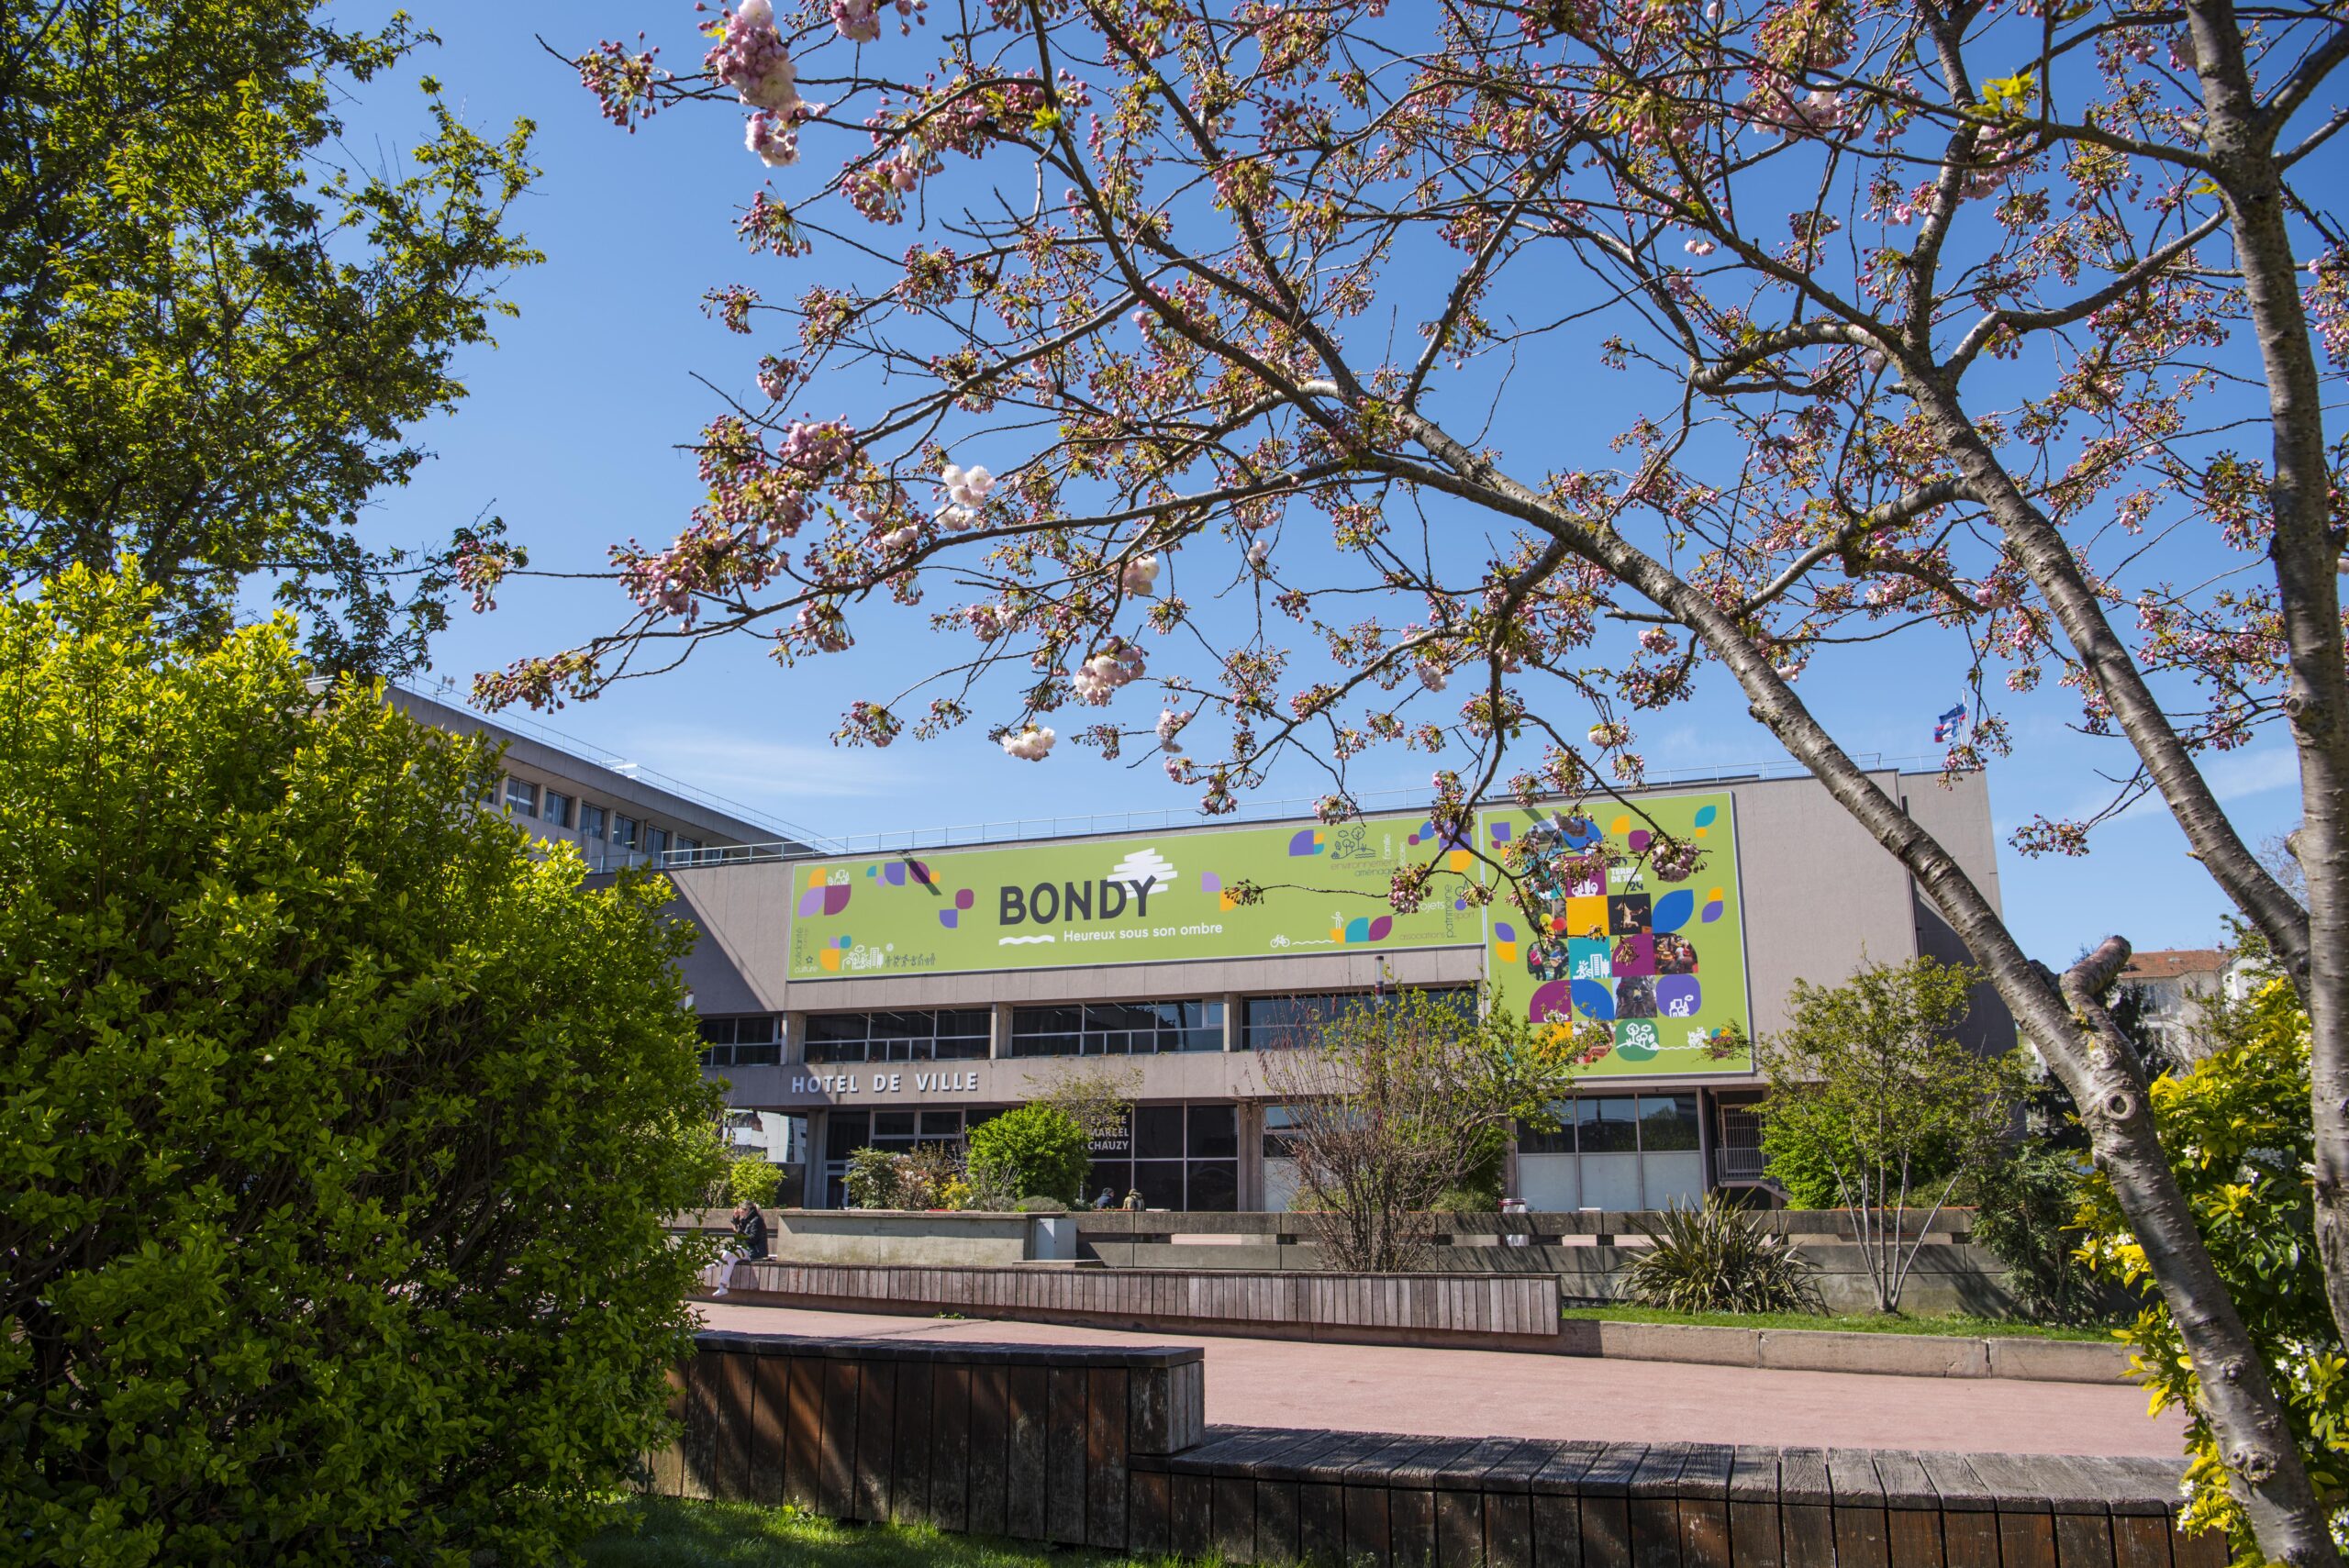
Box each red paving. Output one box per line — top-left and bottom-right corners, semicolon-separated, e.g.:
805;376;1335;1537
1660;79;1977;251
695;1302;2185;1458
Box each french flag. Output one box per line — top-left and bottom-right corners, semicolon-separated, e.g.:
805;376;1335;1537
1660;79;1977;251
1932;701;1967;743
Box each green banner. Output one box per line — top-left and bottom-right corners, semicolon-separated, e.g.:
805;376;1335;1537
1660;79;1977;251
1476;793;1753;1078
785;812;1483;979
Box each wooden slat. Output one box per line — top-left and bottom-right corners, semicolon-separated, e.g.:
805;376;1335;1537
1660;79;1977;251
890;1357;933;1523
1631;1440;1692;1568
678;1351;721;1500
1005;1362;1049;1540
1045;1365;1088;1545
963;1362;1004;1536
1087;1365;1130;1549
1679;1445;1735;1568
1579;1442;1649;1568
852;1359;895;1522
1534;1442;1607;1568
1130;1468;1174;1557
1826;1448;1889;1568
818;1359;858;1518
747;1353;788;1507
1173;1471;1216;1561
650;1365;687;1498
1776;1448;1833;1568
783;1356;823;1510
1726;1448;1781;1568
930;1363;973;1532
1869;1452;1943;1568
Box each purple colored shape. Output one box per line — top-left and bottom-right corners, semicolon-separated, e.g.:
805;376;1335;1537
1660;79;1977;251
884;862;907;885
1612;933;1656;976
1657;977;1702;1018
1700;895;1725;923
938;908;958;929
1628;828;1652;852
1527;979;1575;1025
954;887;974;910
1494;921;1518;942
1201;871;1222;893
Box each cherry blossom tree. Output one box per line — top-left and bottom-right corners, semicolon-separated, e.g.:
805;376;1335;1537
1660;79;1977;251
494;0;2341;1554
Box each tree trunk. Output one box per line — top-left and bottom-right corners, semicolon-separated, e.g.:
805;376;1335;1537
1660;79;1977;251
2183;0;2349;1376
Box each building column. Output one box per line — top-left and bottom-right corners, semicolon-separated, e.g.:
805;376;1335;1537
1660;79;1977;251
1697;1086;1719;1194
989;1001;1013;1061
784;1010;807;1065
1222;992;1242;1051
1238;1102;1264;1210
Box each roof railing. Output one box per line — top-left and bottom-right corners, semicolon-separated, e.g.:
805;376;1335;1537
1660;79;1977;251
658;751;1946;869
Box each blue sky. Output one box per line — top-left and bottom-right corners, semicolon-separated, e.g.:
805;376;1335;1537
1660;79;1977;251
337;2;2310;966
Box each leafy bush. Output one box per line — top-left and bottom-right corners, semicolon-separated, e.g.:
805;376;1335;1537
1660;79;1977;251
728;1155;785;1209
843;1146;906;1208
1964;1142;2110;1326
2077;978;2344;1559
965;1105;1090;1206
0;571;722;1564
897;1143;964;1209
1621;1195;1821;1314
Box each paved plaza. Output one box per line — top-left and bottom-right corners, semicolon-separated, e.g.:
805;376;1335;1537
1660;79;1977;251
696;1303;2186;1458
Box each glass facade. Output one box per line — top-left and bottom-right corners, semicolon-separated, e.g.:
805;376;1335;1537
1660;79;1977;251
822;1106;995;1207
1082;1103;1240;1211
1240;987;1475;1050
1008;1000;1223;1057
805;1009;991;1063
1516;1093;1704;1210
697;1015;781;1068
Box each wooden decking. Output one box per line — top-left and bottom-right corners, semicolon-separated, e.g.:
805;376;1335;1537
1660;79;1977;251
727;1260;1564;1346
652;1329;2221;1568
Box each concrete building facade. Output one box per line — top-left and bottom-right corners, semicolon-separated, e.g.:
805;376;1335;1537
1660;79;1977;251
659;768;2011;1213
388;690;2009;1214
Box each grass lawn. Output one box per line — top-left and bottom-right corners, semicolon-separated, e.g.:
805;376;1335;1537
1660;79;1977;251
1559;1303;2118;1341
585;1496;1203;1568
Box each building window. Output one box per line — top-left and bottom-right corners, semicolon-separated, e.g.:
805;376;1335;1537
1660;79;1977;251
803;1009;991;1064
1007;1000;1223;1057
822;1106;990;1207
1083;1104;1239;1212
1240;987;1475;1050
580;804;607;840
676;835;701;856
503;776;539;815
542;789;574;828
612;815;640;851
1514;1093;1705;1210
698;1016;782;1068
647;826;671;857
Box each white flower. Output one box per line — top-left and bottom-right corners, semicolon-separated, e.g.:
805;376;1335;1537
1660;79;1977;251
941;462;996;511
1245;539;1271;568
881;525;918;550
1155;707;1193;747
1417;659;1448;693
1121;553;1160;595
745;112;800;167
1704;0;1723;19
1001;725;1056;761
1684;238;1716;256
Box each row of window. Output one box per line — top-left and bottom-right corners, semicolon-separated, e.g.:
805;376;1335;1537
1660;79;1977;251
699;1016;781;1068
818;1105;1243;1211
1516;1094;1700;1155
718;989;1483;1065
491;774;702;858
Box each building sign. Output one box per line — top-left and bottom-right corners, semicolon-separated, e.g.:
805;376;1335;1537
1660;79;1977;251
1476;793;1753;1079
786;812;1481;979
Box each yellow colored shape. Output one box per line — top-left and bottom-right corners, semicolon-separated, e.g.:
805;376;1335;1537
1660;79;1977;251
1219;892;1238;911
1609;815;1631;834
1448;849;1472;872
1707;886;1725;903
1566;895;1609;938
1496;941;1520;963
818;948;842;972
1695;827;1709;838
1329;926;1344;942
808;867;829;887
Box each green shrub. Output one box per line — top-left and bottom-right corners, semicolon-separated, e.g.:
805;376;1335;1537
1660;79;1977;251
965;1105;1090;1206
843;1146;907;1208
0;570;723;1564
1964;1142;2110;1326
1621;1195;1821;1314
728;1155;785;1209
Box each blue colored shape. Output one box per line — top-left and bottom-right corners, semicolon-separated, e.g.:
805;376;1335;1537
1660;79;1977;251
1694;803;1718;827
1570;978;1616;1022
1652;888;1695;933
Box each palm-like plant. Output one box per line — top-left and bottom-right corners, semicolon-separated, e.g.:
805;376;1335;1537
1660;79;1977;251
1621;1195;1820;1315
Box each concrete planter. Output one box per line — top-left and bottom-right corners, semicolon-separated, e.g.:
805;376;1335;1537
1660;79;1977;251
1563;1318;2130;1384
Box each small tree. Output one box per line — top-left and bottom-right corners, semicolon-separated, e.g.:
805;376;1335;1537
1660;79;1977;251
964;1104;1090;1207
727;1155;785;1209
1759;957;2021;1313
1024;1059;1143;1150
1260;988;1583;1272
